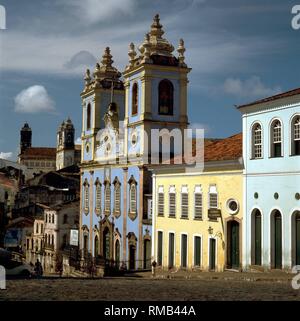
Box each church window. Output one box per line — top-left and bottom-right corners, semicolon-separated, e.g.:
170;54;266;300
252;123;262;159
271;119;282;158
292;116;300;156
158;79;174;115
132;83;138;115
87;103;91;130
114;181;121;214
95;181;102;214
130;183;137;214
104;182;111;214
83;179;89;213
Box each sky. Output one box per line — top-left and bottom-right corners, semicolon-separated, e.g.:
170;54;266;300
0;0;300;161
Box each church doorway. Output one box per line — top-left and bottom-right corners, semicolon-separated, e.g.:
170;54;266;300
129;245;136;270
103;228;110;261
94;236;99;257
115;240;120;267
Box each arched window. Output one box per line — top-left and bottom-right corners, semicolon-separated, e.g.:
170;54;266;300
51;234;54;245
83;179;89;213
158;79;174;115
132;83;138;115
52;214;55;224
87;103;91;130
114;182;121;214
252;123;263;159
36;223;39;234
292;116;300;156
271;120;282;157
63;214;68;224
95;180;102;214
104;182;111;214
129;183;137;214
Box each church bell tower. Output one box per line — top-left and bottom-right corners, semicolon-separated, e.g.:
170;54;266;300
20;122;32;154
56;118;75;170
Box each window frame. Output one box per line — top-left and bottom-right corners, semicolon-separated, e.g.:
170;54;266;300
270;118;283;158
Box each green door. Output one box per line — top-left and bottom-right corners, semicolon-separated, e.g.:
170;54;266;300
181;234;187;268
157;231;163;266
143;239;151;269
209;238;216;271
274;212;282;269
254;212;262;265
296;214;300;265
230;221;240;269
194;236;201;267
168;233;175;268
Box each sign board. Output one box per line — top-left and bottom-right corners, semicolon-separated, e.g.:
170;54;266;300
70;229;79;246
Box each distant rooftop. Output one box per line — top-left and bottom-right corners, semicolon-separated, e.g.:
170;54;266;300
237;87;300;109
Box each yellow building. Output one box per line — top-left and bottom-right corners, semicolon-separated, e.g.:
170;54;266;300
152;133;243;272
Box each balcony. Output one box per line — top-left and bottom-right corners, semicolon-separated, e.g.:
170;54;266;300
208;208;221;221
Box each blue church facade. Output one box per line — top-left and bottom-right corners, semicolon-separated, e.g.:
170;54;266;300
239;89;300;271
79;15;190;270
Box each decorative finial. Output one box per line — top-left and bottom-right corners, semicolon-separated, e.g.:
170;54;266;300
84;68;91;86
141;33;152;64
151;13;164;38
128;43;137;66
101;47;113;68
177;38;186;67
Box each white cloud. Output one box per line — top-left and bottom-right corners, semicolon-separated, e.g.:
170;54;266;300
75;137;82;145
223;76;281;99
14;85;56;114
0;152;13;160
65;0;136;23
64;51;97;70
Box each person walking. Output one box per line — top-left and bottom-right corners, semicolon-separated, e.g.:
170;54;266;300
34;259;43;278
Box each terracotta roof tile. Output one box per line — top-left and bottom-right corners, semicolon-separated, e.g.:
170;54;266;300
204;133;242;162
163;133;242;165
21;147;56;159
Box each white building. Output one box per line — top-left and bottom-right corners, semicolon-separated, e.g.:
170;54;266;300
238;88;300;271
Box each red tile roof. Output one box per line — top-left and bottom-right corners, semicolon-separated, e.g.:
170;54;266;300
21;147;56;159
204;133;242;162
238;87;300;109
163;133;242;165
